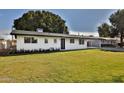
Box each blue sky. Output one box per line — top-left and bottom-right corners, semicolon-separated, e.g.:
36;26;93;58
0;9;116;37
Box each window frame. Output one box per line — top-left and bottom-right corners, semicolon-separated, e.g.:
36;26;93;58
70;38;75;44
54;39;57;43
24;37;31;43
24;37;37;44
32;37;37;43
79;38;84;45
44;38;48;44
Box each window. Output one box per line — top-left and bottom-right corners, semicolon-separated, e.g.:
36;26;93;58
70;38;75;44
44;38;48;44
24;37;37;43
32;37;37;43
79;38;84;45
24;37;31;43
54;39;57;43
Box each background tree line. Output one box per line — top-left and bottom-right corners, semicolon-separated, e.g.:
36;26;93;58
98;9;124;47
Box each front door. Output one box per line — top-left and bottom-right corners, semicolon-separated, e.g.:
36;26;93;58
87;41;90;47
61;38;65;49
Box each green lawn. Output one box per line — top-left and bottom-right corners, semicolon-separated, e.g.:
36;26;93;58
0;49;124;83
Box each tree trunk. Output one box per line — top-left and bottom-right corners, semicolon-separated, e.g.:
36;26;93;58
120;33;123;48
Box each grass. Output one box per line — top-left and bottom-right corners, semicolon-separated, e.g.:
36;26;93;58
0;49;124;83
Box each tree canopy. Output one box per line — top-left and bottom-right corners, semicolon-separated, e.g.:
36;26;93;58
98;23;111;37
109;9;124;47
13;10;69;34
98;9;124;47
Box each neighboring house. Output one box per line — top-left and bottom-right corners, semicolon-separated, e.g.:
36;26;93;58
10;30;117;51
0;39;5;49
6;40;16;49
0;39;16;50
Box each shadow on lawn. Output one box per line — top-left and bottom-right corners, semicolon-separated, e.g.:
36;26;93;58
112;75;124;83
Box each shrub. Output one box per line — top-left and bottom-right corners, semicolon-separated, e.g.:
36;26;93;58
20;49;24;53
49;47;54;51
101;44;116;47
34;49;38;53
39;48;42;52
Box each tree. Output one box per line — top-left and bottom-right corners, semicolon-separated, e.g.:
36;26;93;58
98;23;111;37
13;10;69;34
109;9;124;47
97;10;124;47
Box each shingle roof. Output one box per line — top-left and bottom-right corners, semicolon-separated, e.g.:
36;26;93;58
10;30;116;40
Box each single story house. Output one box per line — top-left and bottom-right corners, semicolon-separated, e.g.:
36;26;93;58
10;30;117;51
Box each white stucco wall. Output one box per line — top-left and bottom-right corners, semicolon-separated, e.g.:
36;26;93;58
65;38;87;50
16;35;118;51
16;35;88;51
85;39;101;48
17;35;61;51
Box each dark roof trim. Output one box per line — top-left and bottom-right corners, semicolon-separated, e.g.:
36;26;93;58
11;30;83;38
10;30;116;40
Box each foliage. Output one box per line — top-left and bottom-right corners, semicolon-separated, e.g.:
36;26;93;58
98;9;124;47
0;49;124;82
98;23;111;37
13;10;69;34
109;9;124;47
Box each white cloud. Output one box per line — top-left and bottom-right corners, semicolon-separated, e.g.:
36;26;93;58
96;10;117;27
70;30;99;37
0;30;12;39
